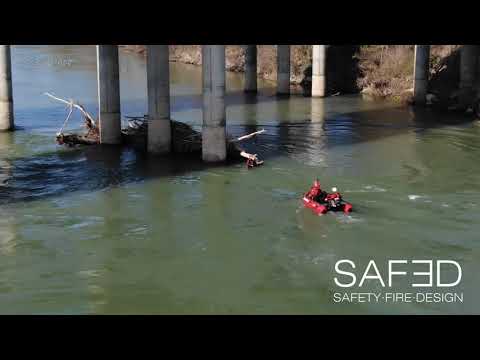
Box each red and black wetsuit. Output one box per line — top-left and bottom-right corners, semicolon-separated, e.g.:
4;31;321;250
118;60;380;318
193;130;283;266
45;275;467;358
305;183;327;203
325;192;342;209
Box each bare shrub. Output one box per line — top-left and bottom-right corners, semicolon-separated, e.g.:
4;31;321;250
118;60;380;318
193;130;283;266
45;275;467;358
357;45;414;101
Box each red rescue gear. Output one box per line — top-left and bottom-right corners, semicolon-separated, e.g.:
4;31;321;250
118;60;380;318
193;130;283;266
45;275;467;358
325;192;341;201
305;180;322;199
302;181;353;215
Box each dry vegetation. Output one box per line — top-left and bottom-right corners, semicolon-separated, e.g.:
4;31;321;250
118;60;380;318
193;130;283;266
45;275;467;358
356;45;461;103
356;45;415;102
120;45;312;85
120;45;464;105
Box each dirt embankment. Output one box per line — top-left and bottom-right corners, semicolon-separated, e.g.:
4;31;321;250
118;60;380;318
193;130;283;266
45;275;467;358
121;45;475;111
120;45;360;96
120;45;311;84
356;45;462;103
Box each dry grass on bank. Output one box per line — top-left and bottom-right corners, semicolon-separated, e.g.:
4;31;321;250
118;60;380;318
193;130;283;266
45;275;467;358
356;45;462;103
356;45;415;102
120;45;312;85
120;45;463;104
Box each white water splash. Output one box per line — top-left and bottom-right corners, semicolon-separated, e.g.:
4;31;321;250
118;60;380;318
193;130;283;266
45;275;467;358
346;185;387;193
364;185;387;192
336;214;365;224
408;194;423;201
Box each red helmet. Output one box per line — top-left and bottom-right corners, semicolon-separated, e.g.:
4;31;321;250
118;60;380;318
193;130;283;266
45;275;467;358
313;179;320;188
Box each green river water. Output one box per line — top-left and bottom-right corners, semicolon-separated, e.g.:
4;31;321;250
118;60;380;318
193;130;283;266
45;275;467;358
0;45;479;314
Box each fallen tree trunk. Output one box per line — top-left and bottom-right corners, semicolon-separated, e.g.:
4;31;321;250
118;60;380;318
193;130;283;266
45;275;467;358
56;133;99;146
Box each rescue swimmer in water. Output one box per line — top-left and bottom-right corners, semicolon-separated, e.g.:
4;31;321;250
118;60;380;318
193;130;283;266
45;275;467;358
302;179;353;215
240;151;264;169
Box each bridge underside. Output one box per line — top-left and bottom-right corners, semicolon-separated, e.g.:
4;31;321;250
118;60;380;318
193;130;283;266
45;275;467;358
2;45;480;161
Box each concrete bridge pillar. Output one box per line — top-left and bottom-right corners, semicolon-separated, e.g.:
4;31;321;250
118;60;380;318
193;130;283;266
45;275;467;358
202;45;226;162
413;45;430;105
245;45;257;92
459;45;478;107
0;45;14;131
312;45;327;97
97;45;121;144
147;45;171;154
460;45;477;89
277;45;290;95
458;45;479;108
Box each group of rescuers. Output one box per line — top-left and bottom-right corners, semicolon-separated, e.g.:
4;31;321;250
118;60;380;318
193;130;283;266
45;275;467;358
304;179;344;210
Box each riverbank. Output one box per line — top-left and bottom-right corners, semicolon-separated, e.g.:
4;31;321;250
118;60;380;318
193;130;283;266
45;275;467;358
120;45;360;96
356;45;462;104
120;45;474;110
120;45;312;85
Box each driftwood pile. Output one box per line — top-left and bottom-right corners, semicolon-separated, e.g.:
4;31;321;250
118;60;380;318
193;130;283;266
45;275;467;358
46;93;265;162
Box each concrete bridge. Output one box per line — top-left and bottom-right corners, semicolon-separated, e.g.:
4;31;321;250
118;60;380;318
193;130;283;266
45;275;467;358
0;45;477;162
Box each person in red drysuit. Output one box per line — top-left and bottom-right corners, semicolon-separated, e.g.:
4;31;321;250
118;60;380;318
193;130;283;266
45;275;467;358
305;179;327;202
325;187;343;209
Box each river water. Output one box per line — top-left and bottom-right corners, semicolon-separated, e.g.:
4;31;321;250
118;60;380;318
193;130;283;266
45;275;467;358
0;45;479;314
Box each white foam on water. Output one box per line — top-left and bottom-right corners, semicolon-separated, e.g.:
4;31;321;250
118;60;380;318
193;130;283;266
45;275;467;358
408;195;436;204
364;185;387;192
310;253;336;264
408;194;423;200
77;269;103;278
336;214;364;224
272;188;297;200
295;204;304;214
129;226;148;234
272;167;290;173
346;185;387;193
68;216;103;229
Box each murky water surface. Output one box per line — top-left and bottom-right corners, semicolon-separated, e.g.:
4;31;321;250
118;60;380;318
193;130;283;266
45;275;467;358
0;46;479;314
